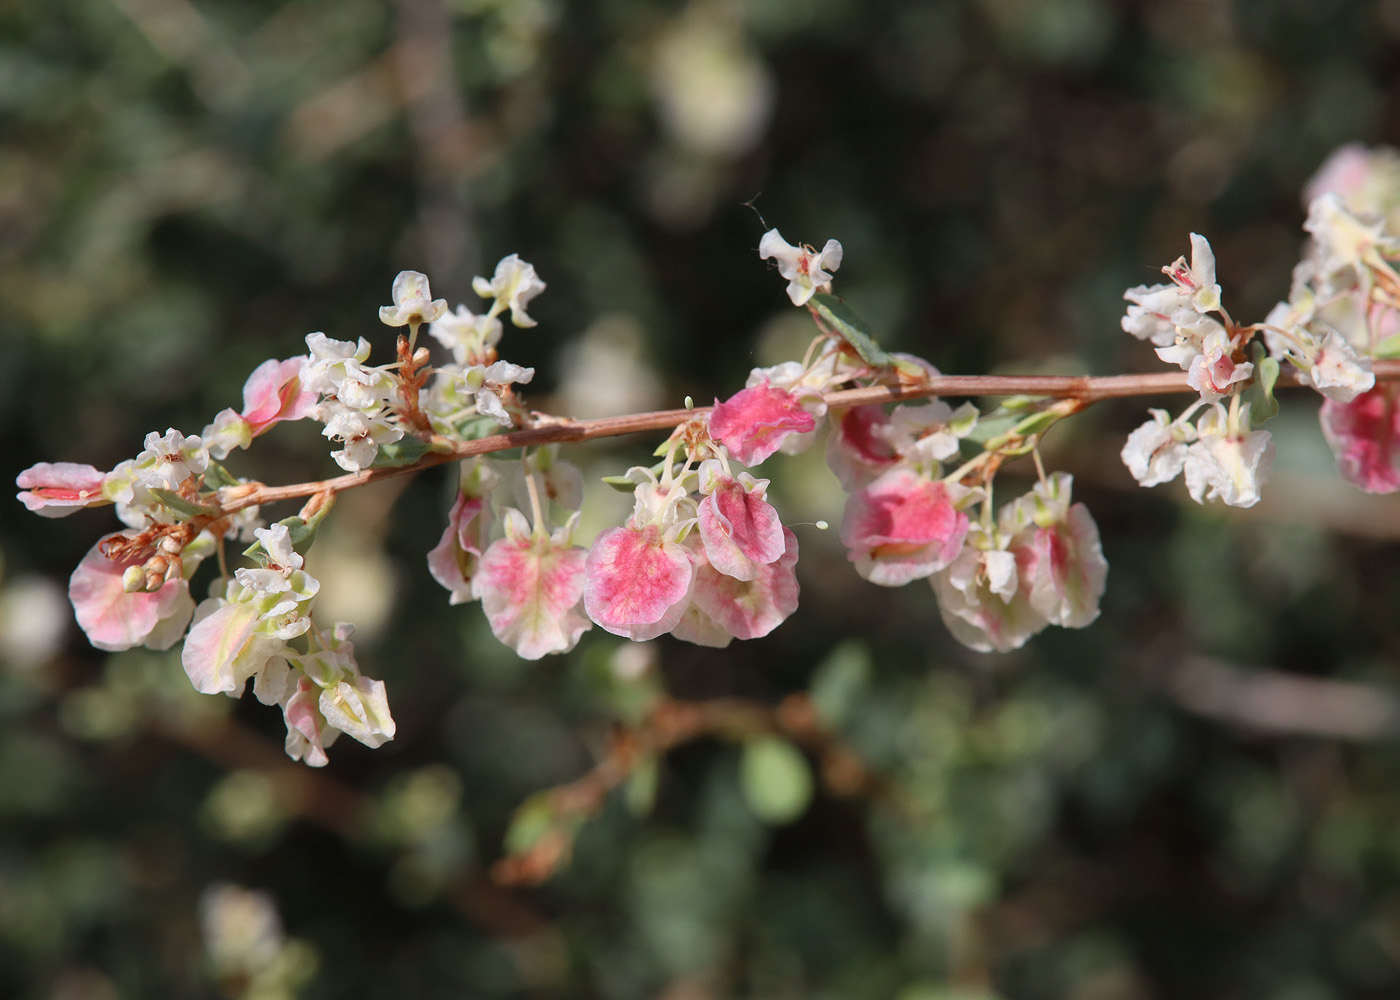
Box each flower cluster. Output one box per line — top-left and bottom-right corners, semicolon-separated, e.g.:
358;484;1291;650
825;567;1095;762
18;163;1397;766
1121;144;1400;502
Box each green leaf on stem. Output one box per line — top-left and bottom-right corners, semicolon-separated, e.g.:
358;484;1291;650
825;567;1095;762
625;754;659;816
808;292;896;368
202;461;239;489
147;488;219;519
1243;340;1280;425
373;437;432;468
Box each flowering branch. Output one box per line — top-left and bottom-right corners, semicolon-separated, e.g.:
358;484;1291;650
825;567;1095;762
20;143;1400;774
214;362;1400;517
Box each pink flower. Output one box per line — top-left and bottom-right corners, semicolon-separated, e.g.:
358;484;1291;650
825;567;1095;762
283;675;338;767
181;598;272;695
427;493;492;604
695;467;785;581
16;462;109;517
204;358;317;459
826;406;898;489
689;527;800;640
68;536;196;652
583;524;694;641
1320;384;1400;493
1017;504;1107;629
242;358;318;433
933;541;1047;653
474;510;590;659
709;382;817;467
840;468;969;586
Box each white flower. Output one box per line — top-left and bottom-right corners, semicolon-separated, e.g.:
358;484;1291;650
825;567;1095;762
428;304;504;365
379;270;448;328
473;254;546;328
1302;328;1375;402
321;405;404;472
1122;409;1192;487
1183;403;1274;508
759;228;843;306
135;429;209;491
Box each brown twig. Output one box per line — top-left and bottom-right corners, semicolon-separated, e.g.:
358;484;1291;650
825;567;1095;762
490;693;889;887
214;361;1400;517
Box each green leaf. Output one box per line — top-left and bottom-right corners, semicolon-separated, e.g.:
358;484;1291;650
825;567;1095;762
1243;340;1281;425
1010;407;1061;438
201;461;239;489
739;736;813;825
372;436;432;468
147;488;218;519
808;292;895;368
242;508;330;561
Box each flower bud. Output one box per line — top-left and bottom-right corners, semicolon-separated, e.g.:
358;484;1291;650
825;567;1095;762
122;565;148;593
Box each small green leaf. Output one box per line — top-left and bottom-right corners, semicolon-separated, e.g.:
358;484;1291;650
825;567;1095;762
147;488;218;519
202;461;239;489
1010;408;1061;438
372;437;432;468
242;509;329;561
740;736;813;825
809;292;895;368
601;473;640;492
1243;340;1280;425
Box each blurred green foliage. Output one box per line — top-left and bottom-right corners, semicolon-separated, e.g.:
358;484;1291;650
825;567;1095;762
6;0;1400;997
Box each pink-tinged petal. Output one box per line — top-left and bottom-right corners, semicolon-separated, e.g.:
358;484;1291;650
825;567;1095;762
691;528;800;640
16;462;109;517
284;677;334;767
1017;504;1107;629
697;479;784;581
476;536;590;659
1320;385;1400;493
826;406;898;489
241;358;317;433
932;553;1048;654
709;383;817;466
583;525;694;640
427;494;489;603
180;599;263;694
840;468;969;585
68;538;194;651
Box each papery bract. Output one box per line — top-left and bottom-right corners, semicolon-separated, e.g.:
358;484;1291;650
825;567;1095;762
583;524;694;641
474;510;590;660
709;382;817;466
1018;503;1107;630
1121;409;1192;487
932;539;1048;654
690;527;800;640
181;598;273;696
840;467;969;586
68;536;196;652
827;406;899;490
696;468;785;582
1320;384;1400;493
16;462;109;517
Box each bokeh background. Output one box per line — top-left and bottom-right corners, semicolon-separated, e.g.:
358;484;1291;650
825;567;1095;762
6;0;1400;997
